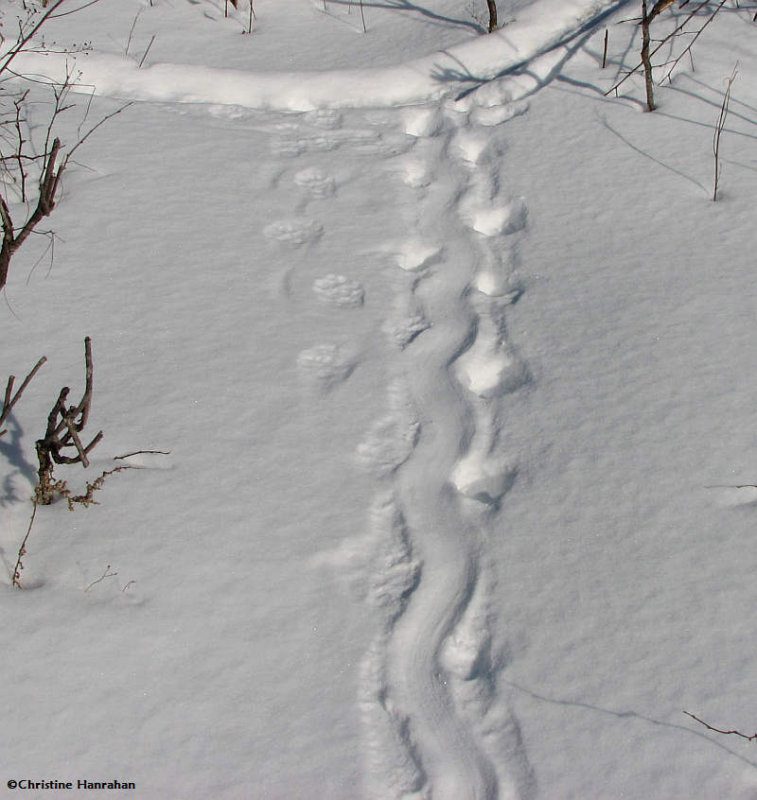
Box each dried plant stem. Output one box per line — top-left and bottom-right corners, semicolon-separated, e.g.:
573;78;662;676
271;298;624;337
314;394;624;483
12;500;37;588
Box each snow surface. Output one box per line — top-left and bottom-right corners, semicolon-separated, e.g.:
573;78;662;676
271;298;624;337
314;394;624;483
3;0;757;798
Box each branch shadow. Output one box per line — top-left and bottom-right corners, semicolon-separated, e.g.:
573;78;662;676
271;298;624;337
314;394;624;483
0;414;37;507
596;108;709;193
505;678;757;770
322;0;485;34
428;2;629;101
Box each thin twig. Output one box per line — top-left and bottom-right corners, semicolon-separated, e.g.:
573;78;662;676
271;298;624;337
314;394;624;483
125;8;143;58
85;564;118;592
684;710;757;742
606;0;713;97
138;35;156;68
0;0;66;77
114;449;171;460
712;65;737;201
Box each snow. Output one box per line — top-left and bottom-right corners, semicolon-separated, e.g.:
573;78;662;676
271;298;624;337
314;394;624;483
2;0;757;798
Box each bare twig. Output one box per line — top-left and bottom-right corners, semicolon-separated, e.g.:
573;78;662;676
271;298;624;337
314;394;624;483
712;65;737;201
0;355;46;436
114;449;171;460
0;0;66;77
138;35;156;68
684;710;757;742
125;8;143;59
84;564;118;592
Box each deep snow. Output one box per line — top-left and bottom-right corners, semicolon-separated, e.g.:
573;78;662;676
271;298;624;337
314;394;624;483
2;1;757;798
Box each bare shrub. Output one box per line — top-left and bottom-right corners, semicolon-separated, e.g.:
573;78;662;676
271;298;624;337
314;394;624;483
0;0;128;292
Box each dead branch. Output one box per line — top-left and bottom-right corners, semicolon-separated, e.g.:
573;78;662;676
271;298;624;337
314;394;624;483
35;337;103;504
605;0;716;99
684;710;757;742
713;65;737;201
0;0;66;78
0;354;46;436
641;1;656;110
0;8;124;294
0;136;63;292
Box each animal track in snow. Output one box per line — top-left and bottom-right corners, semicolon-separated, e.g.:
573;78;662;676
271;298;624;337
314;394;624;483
395;156;433;188
366;491;422;623
462;197;528;238
263;218;323;247
455;323;528;398
383;303;431;349
470;100;529;128
356;380;420;476
296;344;354;390
451;452;518;507
294;166;336;199
451;129;497;167
402;106;443;138
304;108;343;130
394;239;443;272
312;274;364;308
352;131;416;158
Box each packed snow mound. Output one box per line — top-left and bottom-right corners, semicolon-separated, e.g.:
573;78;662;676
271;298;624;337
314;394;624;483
15;0;628;111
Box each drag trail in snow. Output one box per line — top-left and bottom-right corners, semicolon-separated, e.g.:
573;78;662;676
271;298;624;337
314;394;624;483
351;95;537;799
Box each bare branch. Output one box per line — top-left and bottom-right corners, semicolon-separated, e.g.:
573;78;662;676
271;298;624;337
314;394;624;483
605;0;715;98
0;0;67;77
35;337;103;504
0;355;47;436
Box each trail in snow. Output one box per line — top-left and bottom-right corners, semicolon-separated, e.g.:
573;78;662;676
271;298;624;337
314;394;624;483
347;90;537;798
98;6;629;794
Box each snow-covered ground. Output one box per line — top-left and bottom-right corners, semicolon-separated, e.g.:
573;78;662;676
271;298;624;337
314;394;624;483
2;1;757;798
